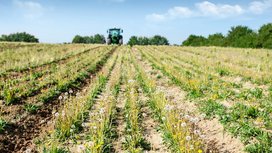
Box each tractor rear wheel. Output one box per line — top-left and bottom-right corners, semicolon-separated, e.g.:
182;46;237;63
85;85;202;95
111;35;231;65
107;38;111;45
119;38;123;45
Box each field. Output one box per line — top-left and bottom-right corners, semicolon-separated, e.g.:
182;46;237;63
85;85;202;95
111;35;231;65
0;42;272;153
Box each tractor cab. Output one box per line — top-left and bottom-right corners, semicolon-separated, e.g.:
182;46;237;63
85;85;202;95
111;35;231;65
107;28;123;45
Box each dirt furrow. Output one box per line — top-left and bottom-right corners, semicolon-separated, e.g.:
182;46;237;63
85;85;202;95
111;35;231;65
113;84;126;152
139;93;169;153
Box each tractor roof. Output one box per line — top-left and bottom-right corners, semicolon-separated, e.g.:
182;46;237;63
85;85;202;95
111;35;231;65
109;28;122;30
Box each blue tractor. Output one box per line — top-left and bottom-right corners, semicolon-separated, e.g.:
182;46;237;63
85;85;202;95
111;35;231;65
107;28;123;45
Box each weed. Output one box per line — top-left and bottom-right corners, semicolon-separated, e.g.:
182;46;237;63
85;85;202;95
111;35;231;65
0;119;7;133
24;104;40;113
42;147;68;153
31;72;43;80
216;67;230;76
3;86;16;105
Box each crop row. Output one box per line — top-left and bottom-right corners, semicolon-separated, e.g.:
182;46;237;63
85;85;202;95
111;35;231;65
156;46;272;84
130;49;206;153
121;51;150;152
141;46;269;104
0;46;117;152
137;46;272;152
39;47;122;152
0;43;101;74
0;42;40;52
0;46;113;105
147;46;271;104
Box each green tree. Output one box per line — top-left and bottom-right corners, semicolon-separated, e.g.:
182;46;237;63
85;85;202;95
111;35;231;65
72;34;105;44
225;26;257;48
258;23;272;49
138;37;149;45
85;36;93;44
93;34;105;44
128;36;139;46
149;35;169;45
0;35;7;41
182;35;208;46
207;33;225;46
0;32;39;43
72;35;86;43
128;35;169;46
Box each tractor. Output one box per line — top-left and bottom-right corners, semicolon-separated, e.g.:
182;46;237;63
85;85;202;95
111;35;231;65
107;28;123;45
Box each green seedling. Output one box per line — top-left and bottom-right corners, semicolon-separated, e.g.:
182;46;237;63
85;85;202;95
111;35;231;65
24;104;40;113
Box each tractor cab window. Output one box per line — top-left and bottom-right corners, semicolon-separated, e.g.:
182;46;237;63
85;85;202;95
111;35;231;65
109;29;120;35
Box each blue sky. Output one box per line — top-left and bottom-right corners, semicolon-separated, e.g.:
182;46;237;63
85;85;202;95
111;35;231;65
0;0;271;44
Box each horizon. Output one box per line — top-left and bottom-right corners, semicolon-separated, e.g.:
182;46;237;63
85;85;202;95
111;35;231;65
0;0;272;44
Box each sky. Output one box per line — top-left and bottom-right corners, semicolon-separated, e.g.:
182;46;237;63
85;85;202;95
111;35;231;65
0;0;272;44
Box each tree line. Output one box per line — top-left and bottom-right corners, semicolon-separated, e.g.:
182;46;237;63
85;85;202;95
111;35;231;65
72;34;106;44
1;23;271;49
0;32;39;43
127;35;169;46
182;23;272;49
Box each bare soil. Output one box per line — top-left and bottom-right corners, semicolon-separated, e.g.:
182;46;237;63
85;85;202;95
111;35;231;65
139;93;169;153
112;84;127;152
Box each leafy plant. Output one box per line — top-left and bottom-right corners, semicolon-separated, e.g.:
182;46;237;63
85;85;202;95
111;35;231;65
3;86;16;105
200;99;226;118
24;104;40;113
216;67;230;76
0;119;7;133
250;88;263;99
42;147;68;153
31;72;43;80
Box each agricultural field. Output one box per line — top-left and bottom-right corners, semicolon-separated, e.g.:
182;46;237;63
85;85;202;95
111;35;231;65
0;42;272;153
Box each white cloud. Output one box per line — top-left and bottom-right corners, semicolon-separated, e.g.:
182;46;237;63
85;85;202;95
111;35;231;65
196;1;244;17
146;13;166;22
13;0;44;19
146;1;265;22
146;1;244;22
146;6;193;22
168;7;194;18
249;0;272;14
